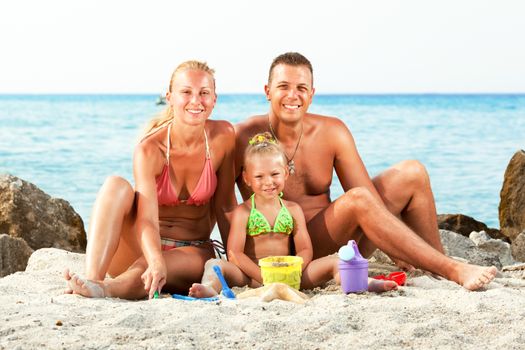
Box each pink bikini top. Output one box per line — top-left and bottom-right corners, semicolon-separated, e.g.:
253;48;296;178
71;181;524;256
156;124;217;206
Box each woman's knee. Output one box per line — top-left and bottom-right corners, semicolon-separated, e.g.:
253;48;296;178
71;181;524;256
128;256;148;271
101;176;135;201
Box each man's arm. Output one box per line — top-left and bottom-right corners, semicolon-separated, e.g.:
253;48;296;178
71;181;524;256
330;118;384;203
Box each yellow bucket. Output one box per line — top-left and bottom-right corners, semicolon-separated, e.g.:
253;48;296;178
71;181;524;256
258;256;303;290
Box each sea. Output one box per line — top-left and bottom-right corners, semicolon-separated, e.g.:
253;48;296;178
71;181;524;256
1;94;524;234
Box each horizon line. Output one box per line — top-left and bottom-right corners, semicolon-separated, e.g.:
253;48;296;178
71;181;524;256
1;92;525;96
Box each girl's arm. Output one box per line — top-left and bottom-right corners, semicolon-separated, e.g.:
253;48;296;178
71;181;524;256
211;121;237;248
226;205;262;283
287;202;314;270
133;144;166;299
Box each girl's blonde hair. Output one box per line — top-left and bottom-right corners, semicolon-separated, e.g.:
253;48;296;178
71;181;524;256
141;60;216;138
244;132;288;168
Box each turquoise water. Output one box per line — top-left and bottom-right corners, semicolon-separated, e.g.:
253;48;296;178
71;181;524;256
1;94;524;230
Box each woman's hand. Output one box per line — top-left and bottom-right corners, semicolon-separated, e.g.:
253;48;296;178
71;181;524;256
141;258;167;299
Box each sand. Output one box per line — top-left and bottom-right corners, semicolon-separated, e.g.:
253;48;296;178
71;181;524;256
2;248;525;349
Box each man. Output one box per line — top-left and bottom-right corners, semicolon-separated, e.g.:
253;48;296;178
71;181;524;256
234;52;496;290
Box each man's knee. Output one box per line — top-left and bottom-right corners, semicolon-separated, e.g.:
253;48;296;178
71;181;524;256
397;160;429;187
343;187;377;213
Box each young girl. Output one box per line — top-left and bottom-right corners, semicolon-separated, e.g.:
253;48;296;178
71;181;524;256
189;133;397;298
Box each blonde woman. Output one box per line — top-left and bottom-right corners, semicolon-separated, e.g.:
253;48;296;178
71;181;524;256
65;61;236;299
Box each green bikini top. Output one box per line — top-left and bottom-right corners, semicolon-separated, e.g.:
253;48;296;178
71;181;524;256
246;194;294;236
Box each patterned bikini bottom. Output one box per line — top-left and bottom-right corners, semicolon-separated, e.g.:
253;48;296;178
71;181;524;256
160;237;225;259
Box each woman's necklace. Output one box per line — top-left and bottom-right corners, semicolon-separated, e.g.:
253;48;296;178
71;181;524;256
268;118;303;175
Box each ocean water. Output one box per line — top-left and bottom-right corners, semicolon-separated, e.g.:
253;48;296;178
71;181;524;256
1;94;524;231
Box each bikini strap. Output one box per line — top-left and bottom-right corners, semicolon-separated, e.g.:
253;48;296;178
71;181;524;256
165;123;171;164
203;128;211;159
250;193;256;209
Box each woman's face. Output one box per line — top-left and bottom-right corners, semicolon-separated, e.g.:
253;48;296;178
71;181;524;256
167;69;216;126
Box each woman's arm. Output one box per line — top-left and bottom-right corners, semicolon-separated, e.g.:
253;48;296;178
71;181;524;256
226;205;262;283
287;202;313;270
133;144;166;299
212;121;238;248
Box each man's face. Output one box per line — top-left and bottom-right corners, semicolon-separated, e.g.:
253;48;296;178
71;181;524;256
265;64;315;122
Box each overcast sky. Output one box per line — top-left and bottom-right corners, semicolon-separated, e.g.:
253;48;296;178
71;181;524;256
1;0;524;94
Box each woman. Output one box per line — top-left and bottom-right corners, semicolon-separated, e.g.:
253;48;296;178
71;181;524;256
65;61;236;299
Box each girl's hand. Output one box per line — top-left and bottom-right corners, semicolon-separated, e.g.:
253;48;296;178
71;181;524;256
141;258;167;299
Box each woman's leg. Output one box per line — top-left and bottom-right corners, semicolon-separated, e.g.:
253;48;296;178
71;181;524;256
84;176;142;280
66;244;219;299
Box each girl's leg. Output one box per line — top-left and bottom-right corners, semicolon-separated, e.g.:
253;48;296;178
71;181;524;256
301;256;398;292
188;258;257;298
300;255;339;290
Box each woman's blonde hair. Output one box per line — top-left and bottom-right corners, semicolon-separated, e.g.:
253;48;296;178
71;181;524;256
244;132;287;168
141;60;216;138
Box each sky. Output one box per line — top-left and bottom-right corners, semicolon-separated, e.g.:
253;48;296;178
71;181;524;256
1;0;524;94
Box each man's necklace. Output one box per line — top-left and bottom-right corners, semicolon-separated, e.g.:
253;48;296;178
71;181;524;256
268;119;303;175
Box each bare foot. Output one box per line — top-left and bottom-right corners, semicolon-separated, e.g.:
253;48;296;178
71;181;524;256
63;268;105;298
188;283;219;298
368;278;398;293
457;264;498;291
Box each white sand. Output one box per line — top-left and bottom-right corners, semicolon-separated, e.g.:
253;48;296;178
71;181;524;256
2;248;525;349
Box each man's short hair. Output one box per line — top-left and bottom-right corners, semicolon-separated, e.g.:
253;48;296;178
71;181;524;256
268;52;313;85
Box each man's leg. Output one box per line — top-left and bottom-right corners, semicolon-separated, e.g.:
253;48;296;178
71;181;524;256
306;186;497;290
359;160;443;259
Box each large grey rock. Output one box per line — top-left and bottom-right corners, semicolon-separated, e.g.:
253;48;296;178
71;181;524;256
437;214;505;241
469;231;515;266
0;174;86;252
511;232;525;262
0;233;34;277
439;229;502;269
499;150;525;241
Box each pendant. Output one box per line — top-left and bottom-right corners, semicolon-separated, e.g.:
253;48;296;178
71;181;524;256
288;160;295;175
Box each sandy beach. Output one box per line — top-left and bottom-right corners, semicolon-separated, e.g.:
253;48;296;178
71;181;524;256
1;248;525;349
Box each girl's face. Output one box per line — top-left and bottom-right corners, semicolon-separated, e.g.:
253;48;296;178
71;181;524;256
167;69;216;126
243;153;288;200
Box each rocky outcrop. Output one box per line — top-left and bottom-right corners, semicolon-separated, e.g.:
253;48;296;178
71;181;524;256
0;234;34;277
437;214;505;241
0;174;86;264
511;232;525;262
440;230;503;269
499;150;525;241
469;231;515;266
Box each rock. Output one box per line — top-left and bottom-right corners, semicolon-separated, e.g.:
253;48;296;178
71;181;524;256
0;174;86;252
437;214;505;241
469;231;515;266
439;230;502;269
511;232;525;262
499;150;525;241
0;234;34;277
